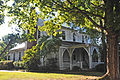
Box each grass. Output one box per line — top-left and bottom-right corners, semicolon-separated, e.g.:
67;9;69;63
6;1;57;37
0;71;103;80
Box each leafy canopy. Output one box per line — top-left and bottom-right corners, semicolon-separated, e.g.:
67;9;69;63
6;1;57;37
5;0;120;36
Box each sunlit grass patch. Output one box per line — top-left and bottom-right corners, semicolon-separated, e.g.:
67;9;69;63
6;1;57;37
0;71;103;80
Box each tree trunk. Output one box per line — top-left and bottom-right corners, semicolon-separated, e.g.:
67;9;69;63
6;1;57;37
101;29;107;73
0;40;12;57
106;32;119;80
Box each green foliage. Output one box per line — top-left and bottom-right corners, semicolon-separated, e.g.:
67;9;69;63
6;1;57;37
0;60;14;70
85;28;101;45
0;0;5;25
22;35;62;70
39;58;58;71
22;45;40;70
39;35;62;56
13;61;25;69
0;41;7;60
6;0;106;34
0;33;27;59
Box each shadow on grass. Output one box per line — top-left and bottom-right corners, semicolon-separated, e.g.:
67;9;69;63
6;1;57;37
27;70;104;77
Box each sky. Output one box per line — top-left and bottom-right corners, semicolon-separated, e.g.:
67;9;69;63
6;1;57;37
0;16;18;40
0;0;15;40
0;17;12;39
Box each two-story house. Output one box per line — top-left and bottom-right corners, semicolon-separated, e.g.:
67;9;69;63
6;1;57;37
7;19;103;70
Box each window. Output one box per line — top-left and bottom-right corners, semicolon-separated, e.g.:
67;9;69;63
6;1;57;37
73;33;76;41
62;31;65;40
19;52;21;61
82;35;84;43
13;53;15;61
85;36;88;42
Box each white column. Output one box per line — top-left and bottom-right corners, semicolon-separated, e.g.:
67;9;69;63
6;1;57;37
70;55;72;70
59;48;64;70
68;48;74;70
7;56;8;60
89;56;92;69
98;53;101;63
89;47;92;69
41;56;44;66
80;61;83;69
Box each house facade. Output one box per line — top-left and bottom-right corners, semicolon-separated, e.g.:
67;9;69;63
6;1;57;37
7;19;104;70
7;43;26;61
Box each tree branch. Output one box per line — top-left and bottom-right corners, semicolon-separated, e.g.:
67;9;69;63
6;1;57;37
79;9;105;19
52;0;105;30
74;7;105;29
85;14;105;29
67;0;105;19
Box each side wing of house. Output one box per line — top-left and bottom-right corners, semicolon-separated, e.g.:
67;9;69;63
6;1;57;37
7;43;26;61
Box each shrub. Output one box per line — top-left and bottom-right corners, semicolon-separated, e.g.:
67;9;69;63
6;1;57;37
72;66;80;71
0;60;14;70
13;61;25;69
22;46;41;71
38;58;58;72
46;58;58;70
95;63;105;72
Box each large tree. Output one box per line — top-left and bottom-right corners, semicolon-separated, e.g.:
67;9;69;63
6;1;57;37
7;0;120;80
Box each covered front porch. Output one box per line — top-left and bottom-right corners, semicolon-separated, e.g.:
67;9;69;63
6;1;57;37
58;42;92;70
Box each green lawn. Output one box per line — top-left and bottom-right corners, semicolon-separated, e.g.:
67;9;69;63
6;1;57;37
0;71;103;80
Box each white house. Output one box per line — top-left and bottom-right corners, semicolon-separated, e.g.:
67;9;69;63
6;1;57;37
7;19;104;70
7;43;26;61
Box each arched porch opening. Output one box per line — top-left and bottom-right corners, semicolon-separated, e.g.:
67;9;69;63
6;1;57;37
92;49;98;62
63;49;70;70
72;48;89;69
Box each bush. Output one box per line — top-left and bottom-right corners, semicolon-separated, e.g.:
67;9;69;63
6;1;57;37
38;58;58;72
0;60;14;70
46;58;58;70
22;46;41;71
95;63;105;72
13;61;25;69
72;66;80;71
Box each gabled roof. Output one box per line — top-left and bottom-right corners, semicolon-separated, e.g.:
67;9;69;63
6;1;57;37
10;43;25;51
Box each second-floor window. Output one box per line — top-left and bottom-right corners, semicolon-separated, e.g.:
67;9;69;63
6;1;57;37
82;35;84;43
62;31;65;40
73;33;76;41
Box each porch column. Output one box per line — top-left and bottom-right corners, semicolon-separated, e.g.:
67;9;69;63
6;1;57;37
7;56;8;60
68;48;74;70
40;56;44;66
98;53;101;63
89;47;92;69
70;55;72;70
59;48;64;70
89;56;92;69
